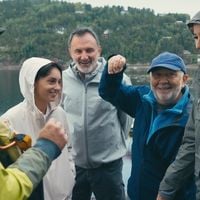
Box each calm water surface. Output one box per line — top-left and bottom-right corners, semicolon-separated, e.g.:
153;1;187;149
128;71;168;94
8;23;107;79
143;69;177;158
0;69;22;115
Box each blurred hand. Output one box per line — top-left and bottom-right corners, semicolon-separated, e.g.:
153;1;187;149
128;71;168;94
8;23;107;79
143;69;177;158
156;194;168;200
38;118;68;150
108;55;126;74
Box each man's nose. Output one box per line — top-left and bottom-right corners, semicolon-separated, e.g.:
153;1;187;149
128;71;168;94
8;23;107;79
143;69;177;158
80;51;89;59
159;75;170;82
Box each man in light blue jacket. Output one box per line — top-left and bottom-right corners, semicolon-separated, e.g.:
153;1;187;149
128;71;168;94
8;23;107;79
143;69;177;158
62;27;132;200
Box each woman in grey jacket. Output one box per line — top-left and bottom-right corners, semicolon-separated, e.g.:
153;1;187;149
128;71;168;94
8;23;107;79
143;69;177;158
157;10;200;200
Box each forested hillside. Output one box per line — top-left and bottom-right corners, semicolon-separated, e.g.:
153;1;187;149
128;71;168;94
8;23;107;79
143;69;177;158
0;0;198;65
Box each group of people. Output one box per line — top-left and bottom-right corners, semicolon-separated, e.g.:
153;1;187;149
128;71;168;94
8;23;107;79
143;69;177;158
0;10;200;200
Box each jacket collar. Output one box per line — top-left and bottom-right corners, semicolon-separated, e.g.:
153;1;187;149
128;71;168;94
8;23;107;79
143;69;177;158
144;86;191;144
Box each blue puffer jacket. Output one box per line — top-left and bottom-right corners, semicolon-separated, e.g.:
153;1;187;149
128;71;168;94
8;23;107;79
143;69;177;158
99;63;196;200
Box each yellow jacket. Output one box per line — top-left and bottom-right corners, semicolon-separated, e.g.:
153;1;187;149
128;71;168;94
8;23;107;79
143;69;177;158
0;140;61;200
0;163;32;200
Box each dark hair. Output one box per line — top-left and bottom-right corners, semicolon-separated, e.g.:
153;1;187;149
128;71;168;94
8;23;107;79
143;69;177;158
35;62;62;82
68;27;100;47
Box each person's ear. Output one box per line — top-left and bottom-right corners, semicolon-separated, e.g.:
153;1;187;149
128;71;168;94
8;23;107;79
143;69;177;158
68;48;71;57
98;46;102;56
183;74;189;84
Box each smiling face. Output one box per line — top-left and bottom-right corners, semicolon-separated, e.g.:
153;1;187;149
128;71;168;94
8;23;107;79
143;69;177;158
68;32;102;74
150;68;188;106
193;24;200;49
34;67;62;112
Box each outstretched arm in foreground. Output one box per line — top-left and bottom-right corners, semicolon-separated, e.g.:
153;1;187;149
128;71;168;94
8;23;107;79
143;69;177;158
0;118;67;200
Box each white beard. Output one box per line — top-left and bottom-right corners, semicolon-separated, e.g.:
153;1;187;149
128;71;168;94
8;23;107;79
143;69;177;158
153;86;182;105
76;64;96;74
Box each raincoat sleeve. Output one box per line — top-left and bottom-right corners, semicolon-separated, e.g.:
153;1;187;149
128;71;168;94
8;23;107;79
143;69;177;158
0;138;61;200
63;116;76;175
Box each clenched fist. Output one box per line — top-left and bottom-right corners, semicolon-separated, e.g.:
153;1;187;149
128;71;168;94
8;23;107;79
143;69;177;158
108;55;126;74
38;118;68;150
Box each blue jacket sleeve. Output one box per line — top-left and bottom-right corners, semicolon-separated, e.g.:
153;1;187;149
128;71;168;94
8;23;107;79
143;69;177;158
99;61;149;117
99;62;124;103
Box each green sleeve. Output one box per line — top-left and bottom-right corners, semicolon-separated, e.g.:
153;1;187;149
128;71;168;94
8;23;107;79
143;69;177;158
9;138;61;189
0;137;61;199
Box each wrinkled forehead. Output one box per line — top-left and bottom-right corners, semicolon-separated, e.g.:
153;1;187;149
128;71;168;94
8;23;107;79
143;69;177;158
71;33;99;46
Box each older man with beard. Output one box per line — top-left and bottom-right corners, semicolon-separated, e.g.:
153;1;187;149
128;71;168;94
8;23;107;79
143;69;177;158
62;27;132;200
98;52;196;200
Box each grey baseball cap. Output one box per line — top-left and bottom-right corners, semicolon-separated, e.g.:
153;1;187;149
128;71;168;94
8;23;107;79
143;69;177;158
187;11;200;30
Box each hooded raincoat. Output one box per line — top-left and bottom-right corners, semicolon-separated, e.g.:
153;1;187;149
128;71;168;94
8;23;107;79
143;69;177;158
0;57;75;200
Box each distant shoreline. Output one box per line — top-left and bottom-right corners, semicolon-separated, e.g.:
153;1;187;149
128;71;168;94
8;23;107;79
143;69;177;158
0;64;20;70
0;63;199;71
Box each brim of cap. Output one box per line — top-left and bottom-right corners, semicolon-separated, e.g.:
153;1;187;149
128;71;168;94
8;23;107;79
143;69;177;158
147;64;182;73
187;20;200;27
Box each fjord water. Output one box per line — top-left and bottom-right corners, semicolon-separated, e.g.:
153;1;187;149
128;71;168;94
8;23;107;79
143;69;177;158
0;69;22;115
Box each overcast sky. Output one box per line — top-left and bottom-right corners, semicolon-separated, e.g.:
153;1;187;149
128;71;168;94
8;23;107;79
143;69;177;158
66;0;199;18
